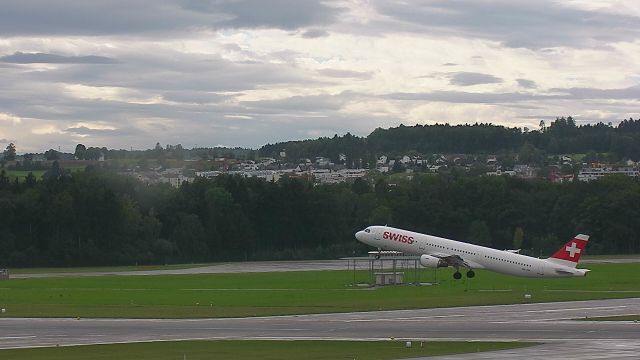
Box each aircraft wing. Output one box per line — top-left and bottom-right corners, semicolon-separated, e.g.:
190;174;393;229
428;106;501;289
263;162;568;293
430;253;485;269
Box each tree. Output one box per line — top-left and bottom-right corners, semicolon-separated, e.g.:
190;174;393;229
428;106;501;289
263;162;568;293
44;160;63;180
3;143;16;161
513;227;524;250
74;144;87;160
44;149;59;160
351;178;371;195
468;220;492;247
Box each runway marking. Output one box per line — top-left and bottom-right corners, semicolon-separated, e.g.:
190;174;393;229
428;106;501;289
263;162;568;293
523;306;628;313
328;315;467;322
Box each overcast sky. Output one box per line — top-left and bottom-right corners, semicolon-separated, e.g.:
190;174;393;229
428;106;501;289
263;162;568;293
1;0;639;152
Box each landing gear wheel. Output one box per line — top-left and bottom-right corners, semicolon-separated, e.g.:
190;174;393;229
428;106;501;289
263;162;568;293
466;270;475;278
453;271;462;280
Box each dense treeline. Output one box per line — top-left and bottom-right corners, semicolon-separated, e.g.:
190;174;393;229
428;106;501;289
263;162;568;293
260;117;640;164
1;168;639;267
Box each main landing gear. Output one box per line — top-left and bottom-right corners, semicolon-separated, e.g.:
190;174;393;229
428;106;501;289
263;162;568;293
452;270;475;279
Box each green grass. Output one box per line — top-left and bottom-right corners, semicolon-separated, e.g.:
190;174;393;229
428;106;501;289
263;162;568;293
4;166;84;181
0;263;638;319
0;340;535;360
4;170;47;180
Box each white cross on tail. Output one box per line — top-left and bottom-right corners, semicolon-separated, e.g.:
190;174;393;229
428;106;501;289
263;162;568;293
566;242;581;258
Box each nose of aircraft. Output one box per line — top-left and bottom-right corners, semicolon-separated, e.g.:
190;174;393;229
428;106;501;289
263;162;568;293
355;230;366;242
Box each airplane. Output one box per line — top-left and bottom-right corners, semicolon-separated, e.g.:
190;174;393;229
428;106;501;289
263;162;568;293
355;225;590;279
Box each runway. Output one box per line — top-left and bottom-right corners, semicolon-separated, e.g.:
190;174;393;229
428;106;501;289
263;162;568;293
1;298;639;359
11;260;350;279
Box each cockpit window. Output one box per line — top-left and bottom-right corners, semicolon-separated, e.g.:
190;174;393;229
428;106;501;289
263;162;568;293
364;229;371;233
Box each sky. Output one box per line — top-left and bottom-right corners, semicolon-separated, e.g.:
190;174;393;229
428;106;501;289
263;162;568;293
0;0;639;153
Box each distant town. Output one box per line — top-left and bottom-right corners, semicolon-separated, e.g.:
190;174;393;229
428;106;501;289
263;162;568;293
2;142;639;187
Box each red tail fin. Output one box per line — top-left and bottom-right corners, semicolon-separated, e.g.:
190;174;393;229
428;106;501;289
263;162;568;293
547;234;589;268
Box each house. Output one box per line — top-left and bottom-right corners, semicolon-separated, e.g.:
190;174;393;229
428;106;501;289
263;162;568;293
486;169;515;177
315;157;332;167
513;165;537;179
577;167;639;182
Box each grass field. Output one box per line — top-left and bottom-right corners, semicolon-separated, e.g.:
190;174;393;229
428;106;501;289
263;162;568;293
3;169;47;180
0;340;534;360
4;166;85;181
0;263;638;318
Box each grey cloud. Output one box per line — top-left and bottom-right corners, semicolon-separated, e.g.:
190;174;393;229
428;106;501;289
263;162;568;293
388;90;538;104
162;91;233;104
317;68;373;80
302;29;330;38
442;63;457;66
373;0;640;49
550;86;640;100
184;0;343;29
387;85;640;104
0;0;344;36
448;72;502;86
65;126;141;136
26;52;318;93
0;52;117;64
241;94;348;113
517;79;537;89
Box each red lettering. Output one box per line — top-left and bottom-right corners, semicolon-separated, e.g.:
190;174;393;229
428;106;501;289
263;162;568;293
383;232;416;245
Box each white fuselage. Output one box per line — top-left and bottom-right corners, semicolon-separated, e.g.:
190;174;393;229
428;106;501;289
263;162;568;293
356;226;588;278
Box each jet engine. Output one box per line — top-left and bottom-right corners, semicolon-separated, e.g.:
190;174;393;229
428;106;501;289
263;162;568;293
420;254;448;268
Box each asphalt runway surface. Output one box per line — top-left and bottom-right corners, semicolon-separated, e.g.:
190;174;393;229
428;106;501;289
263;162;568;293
5;260;640;358
1;298;639;359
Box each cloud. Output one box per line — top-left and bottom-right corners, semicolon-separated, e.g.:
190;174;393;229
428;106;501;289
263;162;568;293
161;91;232;104
372;0;640;49
517;79;537;89
0;52;117;64
549;85;640;100
316;68;373;80
0;0;344;36
241;94;348;113
64;125;141;136
448;72;503;86
301;29;330;38
387;85;640;104
184;0;344;29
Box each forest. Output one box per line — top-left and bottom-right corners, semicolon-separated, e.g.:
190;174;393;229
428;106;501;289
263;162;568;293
260;117;640;166
1;166;639;267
